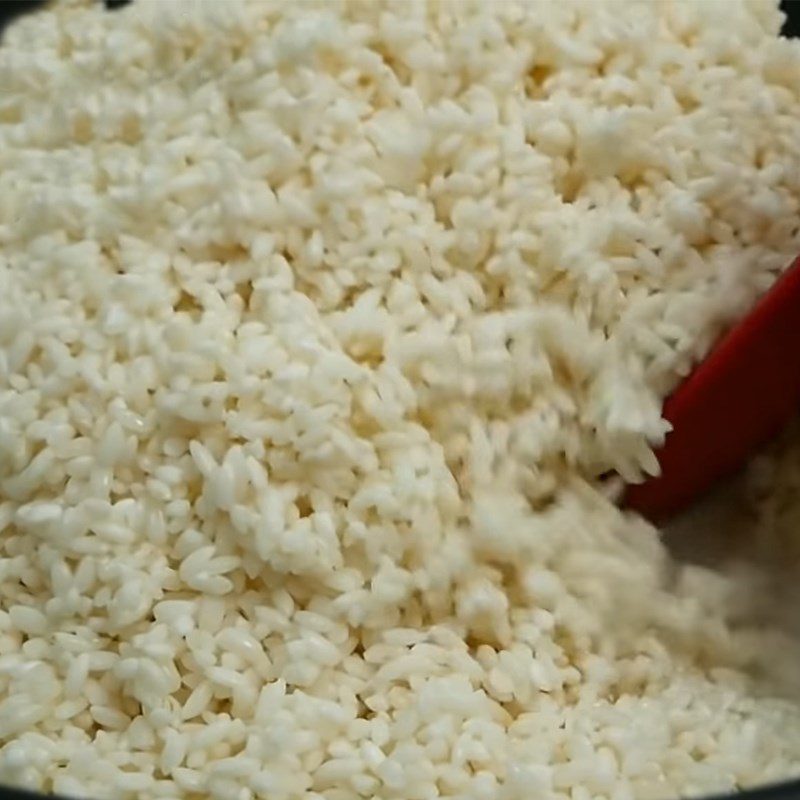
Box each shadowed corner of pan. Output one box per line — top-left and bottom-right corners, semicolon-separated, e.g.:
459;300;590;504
782;0;800;38
0;0;132;39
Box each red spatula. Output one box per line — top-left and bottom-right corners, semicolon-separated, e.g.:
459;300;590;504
624;256;800;522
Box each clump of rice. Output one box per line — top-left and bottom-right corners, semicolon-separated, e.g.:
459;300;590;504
2;1;800;798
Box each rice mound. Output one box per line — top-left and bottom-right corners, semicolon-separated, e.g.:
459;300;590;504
2;1;800;798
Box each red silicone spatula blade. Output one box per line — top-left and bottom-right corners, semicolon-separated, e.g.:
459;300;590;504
624;256;800;523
